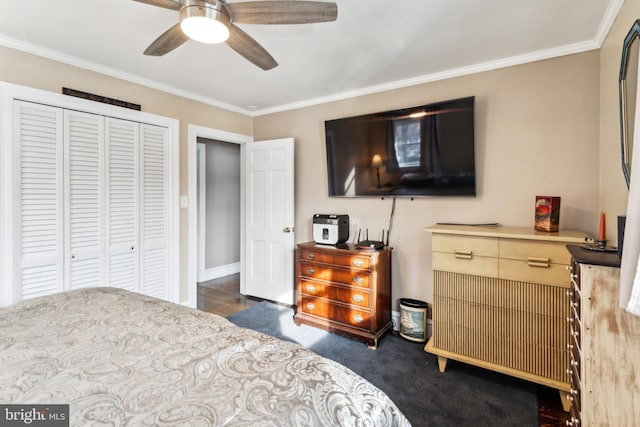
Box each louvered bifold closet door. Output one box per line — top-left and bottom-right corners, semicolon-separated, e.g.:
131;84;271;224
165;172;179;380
105;118;139;292
139;124;169;299
64;110;104;290
14;101;64;299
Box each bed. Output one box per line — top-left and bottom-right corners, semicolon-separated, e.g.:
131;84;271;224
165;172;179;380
0;287;410;426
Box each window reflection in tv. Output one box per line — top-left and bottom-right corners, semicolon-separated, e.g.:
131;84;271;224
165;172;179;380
325;96;476;197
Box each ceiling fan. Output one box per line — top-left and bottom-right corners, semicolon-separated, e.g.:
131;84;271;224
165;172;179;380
133;0;338;70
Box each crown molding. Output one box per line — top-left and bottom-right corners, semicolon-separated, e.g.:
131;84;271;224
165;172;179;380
251;39;602;116
0;35;252;116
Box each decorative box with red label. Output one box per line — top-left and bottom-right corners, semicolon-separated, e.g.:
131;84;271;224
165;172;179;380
534;196;560;232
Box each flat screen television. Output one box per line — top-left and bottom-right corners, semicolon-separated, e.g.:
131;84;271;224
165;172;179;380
324;96;476;197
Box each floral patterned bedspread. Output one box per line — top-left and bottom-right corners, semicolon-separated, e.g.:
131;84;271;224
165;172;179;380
0;287;410;426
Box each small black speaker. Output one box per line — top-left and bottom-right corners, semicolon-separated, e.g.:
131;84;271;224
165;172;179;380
618;215;626;258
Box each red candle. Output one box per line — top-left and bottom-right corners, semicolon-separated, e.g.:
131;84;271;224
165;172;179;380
599;212;606;241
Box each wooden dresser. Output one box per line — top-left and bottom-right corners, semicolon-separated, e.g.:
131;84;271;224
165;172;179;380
565;245;640;426
425;224;586;410
293;242;392;349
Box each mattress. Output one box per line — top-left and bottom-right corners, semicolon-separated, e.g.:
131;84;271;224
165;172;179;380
0;287;410;426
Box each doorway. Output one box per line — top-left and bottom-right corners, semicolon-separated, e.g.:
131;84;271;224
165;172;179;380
187;125;252;308
197;138;241;283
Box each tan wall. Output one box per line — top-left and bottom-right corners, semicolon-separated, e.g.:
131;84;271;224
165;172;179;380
254;52;601;308
600;2;640;237
0;40;606;309
0;45;253;302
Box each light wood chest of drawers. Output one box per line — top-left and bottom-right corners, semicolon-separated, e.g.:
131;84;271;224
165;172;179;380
566;245;640;426
425;224;586;410
293;242;393;349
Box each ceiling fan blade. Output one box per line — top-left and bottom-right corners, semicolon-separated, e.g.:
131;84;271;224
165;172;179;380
132;0;182;11
226;24;278;70
225;1;337;24
144;23;190;56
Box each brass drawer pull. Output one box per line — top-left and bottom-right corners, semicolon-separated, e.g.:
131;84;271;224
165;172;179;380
353;275;363;284
454;250;473;260
306;302;315;311
305;284;315;292
306;268;315;275
353;314;364;323
352;259;364;267
527;257;550;268
352;294;364;303
306;253;315;260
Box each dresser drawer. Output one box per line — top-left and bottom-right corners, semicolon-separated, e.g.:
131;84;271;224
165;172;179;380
500;239;572;265
299;247;334;264
499;259;571;286
570;282;581;317
299;262;372;288
300;296;372;330
299;279;371;308
432;251;498;277
432;234;499;257
333;253;372;270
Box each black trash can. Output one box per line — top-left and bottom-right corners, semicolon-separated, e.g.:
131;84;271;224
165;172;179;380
399;298;428;342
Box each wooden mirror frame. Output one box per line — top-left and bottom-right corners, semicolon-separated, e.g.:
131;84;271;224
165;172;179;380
619;19;640;189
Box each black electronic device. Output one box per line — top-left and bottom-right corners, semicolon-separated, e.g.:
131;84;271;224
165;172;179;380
325;96;476;197
356;240;385;250
356;228;386;250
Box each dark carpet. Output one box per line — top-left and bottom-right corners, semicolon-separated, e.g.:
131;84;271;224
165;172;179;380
227;301;539;427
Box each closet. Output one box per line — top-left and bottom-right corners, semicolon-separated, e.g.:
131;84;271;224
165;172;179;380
1;83;179;306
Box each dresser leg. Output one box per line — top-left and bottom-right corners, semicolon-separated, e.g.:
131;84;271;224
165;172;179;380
437;356;448;373
558;389;571;412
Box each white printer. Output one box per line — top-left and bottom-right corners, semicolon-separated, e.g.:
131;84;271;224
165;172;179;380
312;214;349;245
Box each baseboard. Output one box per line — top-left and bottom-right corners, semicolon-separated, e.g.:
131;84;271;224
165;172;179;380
198;262;240;282
391;309;433;339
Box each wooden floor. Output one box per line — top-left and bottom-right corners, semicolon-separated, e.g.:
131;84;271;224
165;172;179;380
197;274;570;426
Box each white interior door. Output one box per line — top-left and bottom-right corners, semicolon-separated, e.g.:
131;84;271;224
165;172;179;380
105;117;139;292
14;101;64;300
243;138;295;305
139;123;170;300
64;110;104;290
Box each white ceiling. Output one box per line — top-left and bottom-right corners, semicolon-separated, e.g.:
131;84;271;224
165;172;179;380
0;0;622;115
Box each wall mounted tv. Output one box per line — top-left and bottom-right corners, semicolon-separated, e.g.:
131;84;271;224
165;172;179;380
324;96;476;197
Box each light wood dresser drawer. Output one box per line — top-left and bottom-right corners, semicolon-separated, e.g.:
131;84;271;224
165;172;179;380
499;259;571;287
432;234;498;257
432;251;498;277
500;239;573;265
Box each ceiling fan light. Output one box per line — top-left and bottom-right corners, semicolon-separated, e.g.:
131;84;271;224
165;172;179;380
181;16;229;44
180;1;230;44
